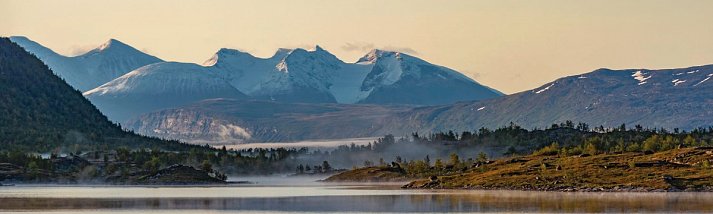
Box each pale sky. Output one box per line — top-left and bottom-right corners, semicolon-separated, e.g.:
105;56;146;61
2;0;713;94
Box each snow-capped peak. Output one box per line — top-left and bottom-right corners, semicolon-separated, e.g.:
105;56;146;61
281;45;343;66
203;48;256;66
91;39;134;54
356;49;401;64
77;38;158;62
98;39;118;51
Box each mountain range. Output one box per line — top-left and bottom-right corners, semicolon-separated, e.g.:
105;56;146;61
11;37;502;122
9;36;713;144
203;47;502;105
129;65;713;143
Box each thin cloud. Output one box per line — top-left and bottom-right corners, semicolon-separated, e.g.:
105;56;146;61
69;44;98;56
341;42;375;52
282;44;316;50
341;42;419;55
382;46;418;55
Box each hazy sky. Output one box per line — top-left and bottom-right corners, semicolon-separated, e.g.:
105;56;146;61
2;0;713;94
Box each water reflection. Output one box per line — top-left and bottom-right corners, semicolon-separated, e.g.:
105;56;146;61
0;186;712;213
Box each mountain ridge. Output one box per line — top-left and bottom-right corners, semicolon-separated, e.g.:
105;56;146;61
203;45;502;105
13;36;501;107
9;36;163;91
402;64;713;133
84;62;248;122
72;40;502;123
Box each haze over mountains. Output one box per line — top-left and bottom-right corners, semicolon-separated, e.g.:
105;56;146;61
9;36;713;144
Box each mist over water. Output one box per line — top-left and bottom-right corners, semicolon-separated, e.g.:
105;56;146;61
226;175;333;186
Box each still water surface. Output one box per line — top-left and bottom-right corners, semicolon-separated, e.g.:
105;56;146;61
1;179;712;213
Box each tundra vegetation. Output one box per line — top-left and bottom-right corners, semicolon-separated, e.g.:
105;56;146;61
326;122;713;191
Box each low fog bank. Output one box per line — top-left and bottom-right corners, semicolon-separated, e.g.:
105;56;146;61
225;134;508;175
220;137;378;151
289;136;505;170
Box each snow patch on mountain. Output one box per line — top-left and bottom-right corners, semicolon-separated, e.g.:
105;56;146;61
631;71;651;85
672;79;687;86
327;63;373;103
694;74;712;86
204;48;288;95
535;83;555;94
358;50;404;86
216;123;252;141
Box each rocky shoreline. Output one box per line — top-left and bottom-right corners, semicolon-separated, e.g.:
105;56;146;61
402;181;713;192
1;163;226;185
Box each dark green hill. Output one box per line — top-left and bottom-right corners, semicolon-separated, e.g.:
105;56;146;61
0;37;197;152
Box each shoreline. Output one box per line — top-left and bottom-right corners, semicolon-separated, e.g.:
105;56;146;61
401;184;713;192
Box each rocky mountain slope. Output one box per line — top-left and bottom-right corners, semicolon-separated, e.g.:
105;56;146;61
125;99;411;143
404;65;713;132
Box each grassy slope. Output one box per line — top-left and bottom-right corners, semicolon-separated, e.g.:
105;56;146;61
323;167;410;182
404;147;713;191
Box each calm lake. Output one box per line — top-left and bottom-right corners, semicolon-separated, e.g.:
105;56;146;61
1;177;712;213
